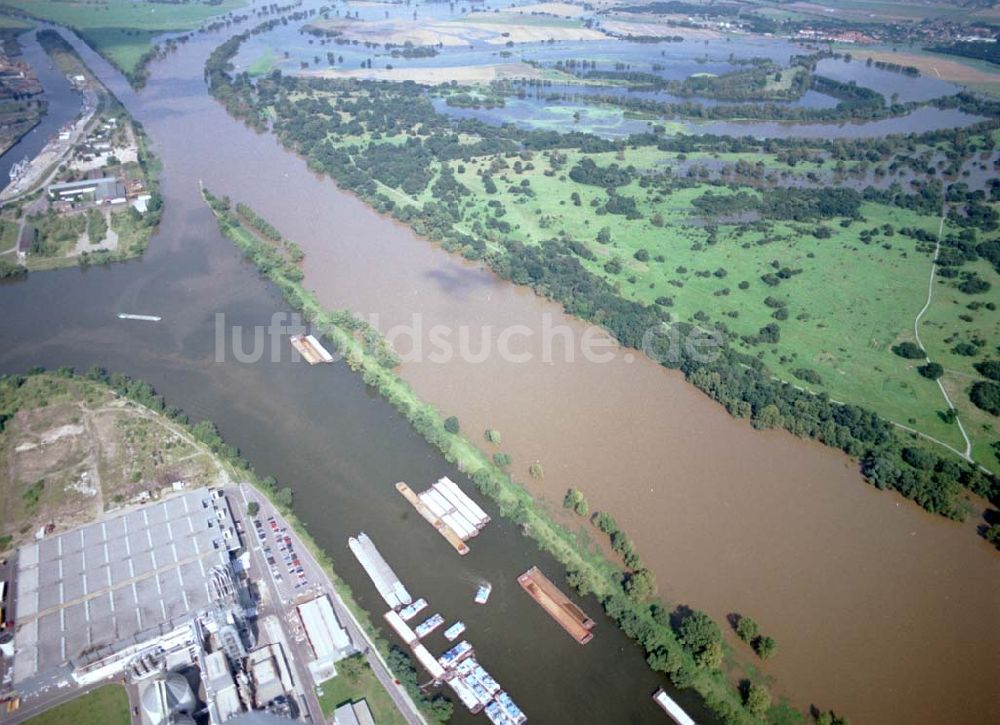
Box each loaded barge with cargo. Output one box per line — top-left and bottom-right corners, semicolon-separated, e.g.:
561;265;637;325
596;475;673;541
395;476;491;555
397;481;469;555
414;613;445;638
289;333;334;365
447;656;526;724
517;566;595;644
348;532;412;609
396;476;490;556
399;598;427;622
443;621;466;641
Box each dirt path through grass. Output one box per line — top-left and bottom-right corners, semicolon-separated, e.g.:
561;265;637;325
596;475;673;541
914;210;974;460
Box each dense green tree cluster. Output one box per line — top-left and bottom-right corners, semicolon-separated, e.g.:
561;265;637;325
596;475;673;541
563;487;589;515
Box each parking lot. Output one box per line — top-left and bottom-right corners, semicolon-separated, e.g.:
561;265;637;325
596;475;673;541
250;514;311;601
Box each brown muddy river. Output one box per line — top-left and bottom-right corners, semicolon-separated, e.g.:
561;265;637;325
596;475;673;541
13;14;1000;725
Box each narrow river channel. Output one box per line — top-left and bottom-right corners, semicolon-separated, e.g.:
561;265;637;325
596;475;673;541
0;13;997;725
0;29;81;186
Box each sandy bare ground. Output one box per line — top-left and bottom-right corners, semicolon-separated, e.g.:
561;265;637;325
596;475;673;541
514;2;587;17
477;22;607;44
307;19;472;47
308;16;608;47
299;62;544;85
848;48;999;88
601;18;721;40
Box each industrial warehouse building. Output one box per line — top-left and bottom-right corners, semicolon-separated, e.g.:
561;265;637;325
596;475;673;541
47;176;127;204
296;595;353;683
12;487;240;684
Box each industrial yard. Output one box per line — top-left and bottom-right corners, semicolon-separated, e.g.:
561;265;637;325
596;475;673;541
0;374;228;557
0;372;424;725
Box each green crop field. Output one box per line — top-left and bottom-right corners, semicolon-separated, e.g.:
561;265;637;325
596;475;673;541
1;0;245;74
25;685;129;725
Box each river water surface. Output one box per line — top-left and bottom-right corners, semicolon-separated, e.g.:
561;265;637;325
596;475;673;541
0;22;694;725
1;11;998;725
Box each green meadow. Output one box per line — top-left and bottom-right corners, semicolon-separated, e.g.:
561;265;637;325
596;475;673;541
431;144;999;471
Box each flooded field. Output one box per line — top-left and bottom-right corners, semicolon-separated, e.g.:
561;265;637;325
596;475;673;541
1;5;998;724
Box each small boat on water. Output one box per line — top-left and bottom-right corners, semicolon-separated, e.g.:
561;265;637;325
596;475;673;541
443;621;466;642
117;313;161;322
474;582;492;604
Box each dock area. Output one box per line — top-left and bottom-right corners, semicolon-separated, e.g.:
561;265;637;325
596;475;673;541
395;476;490;555
348;532;412;609
517;566;595;645
290;333;334;365
353;531;527;723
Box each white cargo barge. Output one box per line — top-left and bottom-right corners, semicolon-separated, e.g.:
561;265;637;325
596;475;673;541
399;598;428;622
414;613;444;639
447;675;484;714
435;476;490;526
290;333;334;365
443;621;466;642
348;532;412;609
438;640;473;669
653;688;695;725
400;476;492;553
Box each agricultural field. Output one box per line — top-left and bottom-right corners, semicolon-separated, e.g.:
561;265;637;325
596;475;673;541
0;0;246;76
0;372;228;556
767;0;983;23
838;46;1000;97
0;13;28;30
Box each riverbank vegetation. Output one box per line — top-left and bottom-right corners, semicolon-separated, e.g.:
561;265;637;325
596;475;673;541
205;26;1000;538
202;190;818;724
